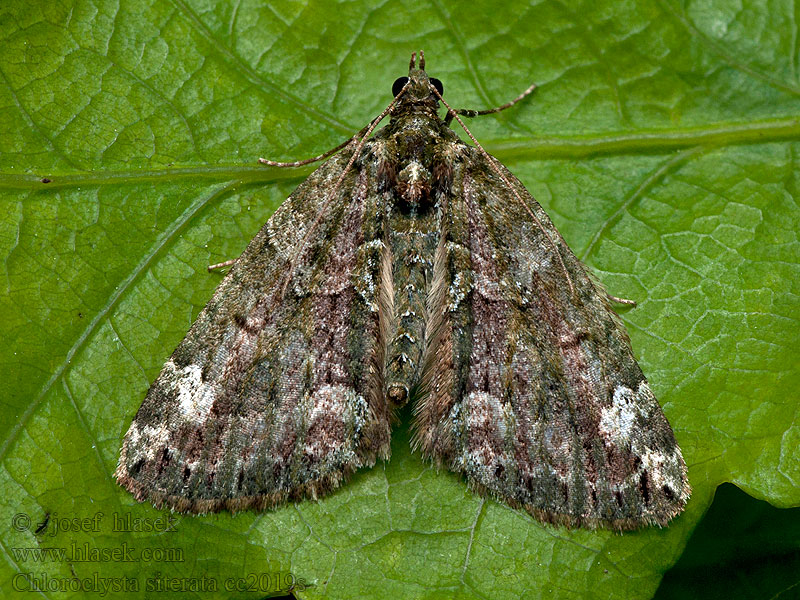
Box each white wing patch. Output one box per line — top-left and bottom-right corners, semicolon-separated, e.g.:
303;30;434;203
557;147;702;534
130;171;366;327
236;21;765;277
163;361;217;424
599;382;654;445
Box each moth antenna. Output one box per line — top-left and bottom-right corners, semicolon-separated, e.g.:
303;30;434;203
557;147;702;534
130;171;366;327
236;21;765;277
279;79;413;298
444;83;537;125
258;131;368;167
430;84;576;295
409;51;416;70
419;49;425;70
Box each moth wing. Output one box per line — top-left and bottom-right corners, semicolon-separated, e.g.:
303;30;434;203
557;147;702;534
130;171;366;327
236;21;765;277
116;152;392;513
415;149;690;529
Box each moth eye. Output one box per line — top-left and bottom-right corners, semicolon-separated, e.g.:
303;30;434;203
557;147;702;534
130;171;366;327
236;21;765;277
392;77;409;97
430;78;444;96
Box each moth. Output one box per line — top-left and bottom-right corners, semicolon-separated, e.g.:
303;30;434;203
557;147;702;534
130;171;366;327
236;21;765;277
116;52;690;530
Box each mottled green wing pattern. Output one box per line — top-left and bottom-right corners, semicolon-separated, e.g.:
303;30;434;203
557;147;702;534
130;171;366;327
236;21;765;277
116;151;392;513
416;149;690;530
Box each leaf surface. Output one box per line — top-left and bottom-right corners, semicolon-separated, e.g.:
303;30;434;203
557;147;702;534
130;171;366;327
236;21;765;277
1;1;798;598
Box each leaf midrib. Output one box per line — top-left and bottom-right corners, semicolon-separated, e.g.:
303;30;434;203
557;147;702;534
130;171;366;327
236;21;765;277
1;116;798;189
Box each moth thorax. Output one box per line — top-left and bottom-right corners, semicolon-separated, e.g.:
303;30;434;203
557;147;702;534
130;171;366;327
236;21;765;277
396;160;432;208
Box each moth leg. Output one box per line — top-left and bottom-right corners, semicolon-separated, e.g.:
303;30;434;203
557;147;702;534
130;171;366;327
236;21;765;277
607;293;637;306
443;83;537;125
207;258;237;272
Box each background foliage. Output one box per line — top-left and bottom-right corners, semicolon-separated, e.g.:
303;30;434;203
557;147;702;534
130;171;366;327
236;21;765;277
1;0;798;598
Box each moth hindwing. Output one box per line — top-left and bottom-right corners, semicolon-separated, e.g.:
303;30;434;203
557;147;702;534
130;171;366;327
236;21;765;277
116;51;690;530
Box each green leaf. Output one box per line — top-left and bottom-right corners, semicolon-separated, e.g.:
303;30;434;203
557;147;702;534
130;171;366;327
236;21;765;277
1;0;797;599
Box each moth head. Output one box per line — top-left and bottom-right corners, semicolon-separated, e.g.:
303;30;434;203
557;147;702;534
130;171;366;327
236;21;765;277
391;50;443;107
